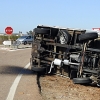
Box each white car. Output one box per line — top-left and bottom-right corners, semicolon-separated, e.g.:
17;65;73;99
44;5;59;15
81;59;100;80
16;35;33;45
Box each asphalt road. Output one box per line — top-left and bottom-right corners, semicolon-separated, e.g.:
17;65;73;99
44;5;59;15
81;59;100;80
0;46;43;100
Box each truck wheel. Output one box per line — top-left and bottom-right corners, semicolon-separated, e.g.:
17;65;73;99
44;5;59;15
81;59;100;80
78;32;98;42
34;28;50;34
31;67;46;72
58;30;71;44
70;70;77;79
24;41;27;45
73;77;92;84
30;58;46;73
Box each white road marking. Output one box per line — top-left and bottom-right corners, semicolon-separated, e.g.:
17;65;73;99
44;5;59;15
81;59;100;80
8;48;31;51
6;63;30;100
0;47;31;51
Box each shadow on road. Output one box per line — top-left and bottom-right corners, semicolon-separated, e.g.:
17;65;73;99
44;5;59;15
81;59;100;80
11;46;32;50
0;65;36;75
18;47;31;49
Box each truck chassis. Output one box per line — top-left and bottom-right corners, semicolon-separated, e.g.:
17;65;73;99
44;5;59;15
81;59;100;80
30;25;100;86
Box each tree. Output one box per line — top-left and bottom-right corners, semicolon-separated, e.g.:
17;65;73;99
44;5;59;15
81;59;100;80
27;30;33;36
19;31;22;36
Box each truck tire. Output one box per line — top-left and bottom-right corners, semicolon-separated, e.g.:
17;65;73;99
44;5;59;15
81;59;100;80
34;28;50;34
78;32;98;42
30;58;46;73
70;70;77;79
73;77;92;84
58;30;71;44
31;67;46;72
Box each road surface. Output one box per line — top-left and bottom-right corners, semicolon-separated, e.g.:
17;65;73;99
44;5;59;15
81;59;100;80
0;47;43;100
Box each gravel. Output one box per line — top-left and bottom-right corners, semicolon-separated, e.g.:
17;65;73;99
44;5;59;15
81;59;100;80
39;75;100;100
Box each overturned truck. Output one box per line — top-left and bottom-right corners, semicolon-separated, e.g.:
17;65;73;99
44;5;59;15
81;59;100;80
30;25;100;86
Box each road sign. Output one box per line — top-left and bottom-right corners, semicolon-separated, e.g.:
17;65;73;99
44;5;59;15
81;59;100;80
3;41;11;45
5;27;13;35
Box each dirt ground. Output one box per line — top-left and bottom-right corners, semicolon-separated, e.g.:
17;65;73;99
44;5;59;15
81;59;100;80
39;75;100;100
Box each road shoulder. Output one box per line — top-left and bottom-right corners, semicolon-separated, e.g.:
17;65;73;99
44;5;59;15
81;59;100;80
14;66;43;100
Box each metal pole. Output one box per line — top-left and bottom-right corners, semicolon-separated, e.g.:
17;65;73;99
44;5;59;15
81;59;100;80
8;35;11;49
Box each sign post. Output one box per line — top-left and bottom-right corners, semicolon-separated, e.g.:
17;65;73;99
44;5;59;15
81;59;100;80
5;26;13;48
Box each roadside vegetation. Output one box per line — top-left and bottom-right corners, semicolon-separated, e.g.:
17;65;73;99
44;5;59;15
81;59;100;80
0;30;33;44
0;35;20;44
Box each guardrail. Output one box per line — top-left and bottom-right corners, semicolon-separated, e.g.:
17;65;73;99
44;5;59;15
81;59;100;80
12;41;21;48
3;40;21;49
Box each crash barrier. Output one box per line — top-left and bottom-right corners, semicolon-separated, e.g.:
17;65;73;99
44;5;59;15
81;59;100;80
3;40;21;49
12;41;21;49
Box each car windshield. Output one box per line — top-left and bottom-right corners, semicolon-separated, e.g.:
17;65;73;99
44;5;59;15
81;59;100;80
18;36;28;39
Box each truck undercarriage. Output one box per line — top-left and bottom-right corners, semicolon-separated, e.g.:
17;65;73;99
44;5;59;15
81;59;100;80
30;25;100;87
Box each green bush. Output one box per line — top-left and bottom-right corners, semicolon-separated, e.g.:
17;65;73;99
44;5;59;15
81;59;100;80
0;35;20;44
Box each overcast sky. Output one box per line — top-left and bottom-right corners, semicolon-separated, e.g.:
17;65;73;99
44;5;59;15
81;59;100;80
0;0;100;33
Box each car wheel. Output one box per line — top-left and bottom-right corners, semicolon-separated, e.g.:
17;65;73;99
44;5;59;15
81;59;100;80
24;41;27;45
73;77;92;84
78;32;98;42
34;28;50;34
29;43;31;45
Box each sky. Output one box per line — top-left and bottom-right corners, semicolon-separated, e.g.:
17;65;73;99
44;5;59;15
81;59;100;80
0;0;100;33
